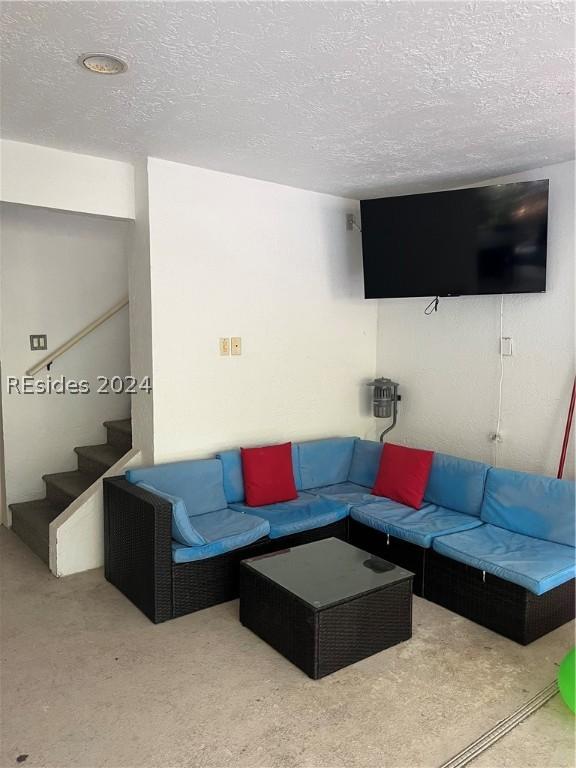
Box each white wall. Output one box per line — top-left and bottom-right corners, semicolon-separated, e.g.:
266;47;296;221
147;158;377;461
0;139;135;220
375;161;575;478
1;203;132;505
128;161;154;463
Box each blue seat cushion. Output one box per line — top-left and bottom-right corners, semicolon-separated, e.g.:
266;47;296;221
296;437;357;490
350;499;483;549
126;459;227;516
216;445;302;503
230;493;348;539
136;481;206;547
171;508;270;563
480;468;575;547
433;524;576;595
310;481;379;506
424;453;489;517
348;439;383;489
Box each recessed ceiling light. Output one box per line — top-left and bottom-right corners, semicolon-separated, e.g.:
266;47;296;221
78;53;127;75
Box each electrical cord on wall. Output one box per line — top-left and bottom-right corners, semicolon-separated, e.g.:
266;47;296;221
493;294;505;466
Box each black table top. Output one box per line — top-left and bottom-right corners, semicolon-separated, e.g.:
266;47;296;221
242;537;413;610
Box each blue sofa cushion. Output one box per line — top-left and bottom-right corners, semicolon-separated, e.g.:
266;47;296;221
350;500;483;549
126;459;228;516
172;508;270;563
310;481;378;506
217;445;302;503
348;439;383;488
433;524;576;595
296;437;357;490
136;481;206;547
480;468;575;547
424;453;489;517
230;493;348;539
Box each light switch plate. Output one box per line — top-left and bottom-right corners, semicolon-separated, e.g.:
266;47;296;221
30;334;47;351
219;338;230;356
231;337;242;356
501;337;513;356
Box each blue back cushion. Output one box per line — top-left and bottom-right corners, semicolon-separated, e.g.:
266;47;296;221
480;468;575;547
424;453;489;517
217;445;301;504
296;437;357;490
126;459;227;516
136;482;206;546
348;439;383;488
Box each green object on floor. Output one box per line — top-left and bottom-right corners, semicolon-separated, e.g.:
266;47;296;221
558;647;575;714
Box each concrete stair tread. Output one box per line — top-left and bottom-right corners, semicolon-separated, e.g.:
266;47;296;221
102;418;132;436
74;443;125;468
9;499;60;565
9;498;61;530
42;470;95;499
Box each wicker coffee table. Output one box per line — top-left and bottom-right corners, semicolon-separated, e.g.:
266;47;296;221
239;537;413;679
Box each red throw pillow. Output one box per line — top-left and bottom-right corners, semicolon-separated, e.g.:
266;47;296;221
241;442;298;507
372;443;434;509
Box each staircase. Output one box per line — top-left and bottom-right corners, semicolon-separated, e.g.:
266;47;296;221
10;418;132;565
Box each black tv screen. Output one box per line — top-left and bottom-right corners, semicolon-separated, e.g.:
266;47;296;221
360;180;549;298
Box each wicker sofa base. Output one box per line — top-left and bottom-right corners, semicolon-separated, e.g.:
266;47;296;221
348;518;427;596
424;549;576;645
172;518;348;619
104;477;174;624
172;538;271;618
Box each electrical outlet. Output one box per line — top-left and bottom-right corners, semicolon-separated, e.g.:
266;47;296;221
346;213;355;231
219;338;230;356
231;337;242;356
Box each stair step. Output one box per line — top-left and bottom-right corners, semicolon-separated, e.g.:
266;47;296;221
9;499;61;565
75;443;125;477
42;470;95;511
11;416;132;567
103;418;132;452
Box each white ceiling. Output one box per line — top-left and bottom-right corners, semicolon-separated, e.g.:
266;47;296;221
1;1;574;198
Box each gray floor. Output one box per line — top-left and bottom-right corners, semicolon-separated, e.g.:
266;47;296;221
1;527;574;768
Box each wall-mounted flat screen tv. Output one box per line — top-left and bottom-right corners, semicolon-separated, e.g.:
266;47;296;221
360;180;549;298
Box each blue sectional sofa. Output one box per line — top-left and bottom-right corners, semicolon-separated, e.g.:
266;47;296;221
103;437;575;644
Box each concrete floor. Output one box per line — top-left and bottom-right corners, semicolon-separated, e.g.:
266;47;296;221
1;527;574;768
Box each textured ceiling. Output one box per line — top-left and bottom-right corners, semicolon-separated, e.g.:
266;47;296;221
1;1;574;198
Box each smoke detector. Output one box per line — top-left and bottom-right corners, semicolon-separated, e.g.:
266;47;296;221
78;53;128;75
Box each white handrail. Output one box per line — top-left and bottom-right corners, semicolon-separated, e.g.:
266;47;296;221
25;297;129;376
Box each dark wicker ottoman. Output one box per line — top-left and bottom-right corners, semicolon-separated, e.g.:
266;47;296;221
239;537;413;679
